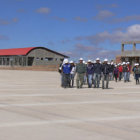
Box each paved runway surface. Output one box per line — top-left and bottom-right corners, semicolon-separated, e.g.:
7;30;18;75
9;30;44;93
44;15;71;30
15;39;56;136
0;70;140;140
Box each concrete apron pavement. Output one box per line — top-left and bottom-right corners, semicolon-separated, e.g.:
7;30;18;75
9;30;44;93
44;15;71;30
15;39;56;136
0;70;139;140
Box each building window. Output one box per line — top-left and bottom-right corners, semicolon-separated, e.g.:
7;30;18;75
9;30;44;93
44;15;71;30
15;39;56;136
45;58;48;61
45;57;53;61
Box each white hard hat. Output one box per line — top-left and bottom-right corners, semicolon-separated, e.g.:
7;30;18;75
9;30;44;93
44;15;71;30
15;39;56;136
127;62;130;64
104;58;108;62
123;62;126;65
70;61;74;63
79;58;83;61
108;62;110;65
88;60;91;63
64;59;69;63
83;61;86;64
111;62;114;65
96;58;100;61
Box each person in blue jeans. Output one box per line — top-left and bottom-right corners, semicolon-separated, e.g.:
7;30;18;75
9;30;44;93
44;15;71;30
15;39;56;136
102;59;110;89
123;62;128;82
86;60;94;88
93;58;102;88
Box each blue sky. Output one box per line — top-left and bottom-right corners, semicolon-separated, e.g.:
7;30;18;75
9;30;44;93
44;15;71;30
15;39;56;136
1;0;140;61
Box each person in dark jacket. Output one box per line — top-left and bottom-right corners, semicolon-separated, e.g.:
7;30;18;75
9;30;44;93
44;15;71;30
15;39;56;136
132;64;137;79
123;62;128;82
109;62;114;81
114;65;119;82
86;60;94;88
134;63;140;84
102;59;110;89
93;58;102;88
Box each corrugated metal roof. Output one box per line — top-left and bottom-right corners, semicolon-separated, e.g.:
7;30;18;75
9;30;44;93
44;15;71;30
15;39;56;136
0;47;69;58
0;47;35;56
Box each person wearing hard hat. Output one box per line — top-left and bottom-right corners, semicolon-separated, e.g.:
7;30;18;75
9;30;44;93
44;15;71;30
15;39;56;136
123;62;128;82
93;58;102;88
62;59;71;88
118;63;123;81
109;62;114;81
114;65;119;82
70;61;76;88
86;60;94;88
101;59;110;89
76;58;86;88
134;63;140;84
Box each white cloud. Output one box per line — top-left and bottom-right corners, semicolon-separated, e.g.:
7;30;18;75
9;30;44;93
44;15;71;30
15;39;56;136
94;10;114;20
36;7;51;14
52;16;67;22
76;24;140;45
0;18;19;25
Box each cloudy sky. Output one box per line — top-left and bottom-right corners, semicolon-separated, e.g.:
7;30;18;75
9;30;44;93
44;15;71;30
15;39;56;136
1;0;140;61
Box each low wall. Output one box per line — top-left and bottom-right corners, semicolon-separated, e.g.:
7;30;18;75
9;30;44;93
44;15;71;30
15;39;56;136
0;65;59;71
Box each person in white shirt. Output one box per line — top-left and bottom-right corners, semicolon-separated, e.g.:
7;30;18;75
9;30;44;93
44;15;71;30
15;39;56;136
70;61;76;87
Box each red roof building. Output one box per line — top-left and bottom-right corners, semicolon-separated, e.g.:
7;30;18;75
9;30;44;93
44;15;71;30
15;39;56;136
0;47;35;56
0;47;68;66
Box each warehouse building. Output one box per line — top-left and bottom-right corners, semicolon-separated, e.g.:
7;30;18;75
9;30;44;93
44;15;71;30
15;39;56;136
0;47;69;67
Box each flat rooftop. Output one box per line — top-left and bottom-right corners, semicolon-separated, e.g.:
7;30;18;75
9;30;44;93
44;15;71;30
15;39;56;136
0;70;140;140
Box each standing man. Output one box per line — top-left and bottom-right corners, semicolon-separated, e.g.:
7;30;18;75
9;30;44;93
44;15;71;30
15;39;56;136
62;59;71;88
93;58;102;88
70;61;76;88
127;62;131;82
109;62;114;81
118;63;123;81
123;62;128;82
114;65;119;82
102;59;110;89
134;63;140;84
87;60;94;88
76;58;86;88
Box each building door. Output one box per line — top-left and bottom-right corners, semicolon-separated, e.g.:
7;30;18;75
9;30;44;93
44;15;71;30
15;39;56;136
28;57;34;66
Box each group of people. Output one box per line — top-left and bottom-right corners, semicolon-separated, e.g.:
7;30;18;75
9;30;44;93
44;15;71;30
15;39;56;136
59;57;137;89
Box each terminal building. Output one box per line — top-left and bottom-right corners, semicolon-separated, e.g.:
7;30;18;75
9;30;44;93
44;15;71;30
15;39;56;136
116;41;140;65
0;47;69;67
